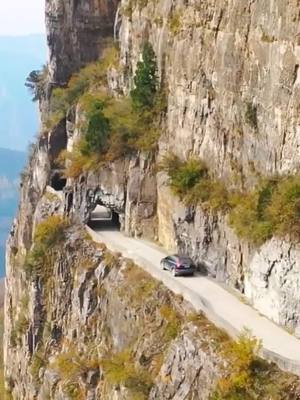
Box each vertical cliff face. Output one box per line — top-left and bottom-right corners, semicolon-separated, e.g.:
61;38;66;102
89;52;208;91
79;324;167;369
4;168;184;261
117;0;300;330
120;0;300;176
46;0;119;84
5;0;300;398
5;225;228;399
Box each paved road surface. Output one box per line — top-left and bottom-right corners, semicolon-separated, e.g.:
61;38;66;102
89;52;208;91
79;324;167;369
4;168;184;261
87;224;300;375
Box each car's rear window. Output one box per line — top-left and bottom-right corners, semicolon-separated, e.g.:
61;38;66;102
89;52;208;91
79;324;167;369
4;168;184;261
179;257;193;263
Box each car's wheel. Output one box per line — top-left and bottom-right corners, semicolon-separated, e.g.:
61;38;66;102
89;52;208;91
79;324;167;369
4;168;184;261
172;269;178;277
161;261;166;270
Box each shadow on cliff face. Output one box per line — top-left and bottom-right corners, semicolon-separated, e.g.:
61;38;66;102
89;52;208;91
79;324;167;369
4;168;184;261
50;172;66;191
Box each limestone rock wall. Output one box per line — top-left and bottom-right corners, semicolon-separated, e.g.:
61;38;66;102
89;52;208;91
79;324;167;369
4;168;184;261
13;0;300;342
5;223;224;399
63;103;158;238
116;0;300;331
46;0;120;84
120;0;300;178
5;0;300;397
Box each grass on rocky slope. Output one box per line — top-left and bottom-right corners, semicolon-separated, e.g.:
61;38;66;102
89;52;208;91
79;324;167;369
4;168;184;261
161;154;300;246
51;41;166;179
9;225;300;399
24;215;69;280
54;235;300;398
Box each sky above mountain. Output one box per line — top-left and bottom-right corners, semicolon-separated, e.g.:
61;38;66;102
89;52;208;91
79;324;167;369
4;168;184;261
0;147;26;277
0;4;45;276
0;2;45;36
0;35;46;150
0;0;46;150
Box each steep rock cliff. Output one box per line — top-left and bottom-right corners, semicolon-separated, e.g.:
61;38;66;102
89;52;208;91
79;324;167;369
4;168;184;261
5;0;300;398
46;0;119;84
5;217;300;399
56;0;300;331
117;0;300;330
5;223;225;399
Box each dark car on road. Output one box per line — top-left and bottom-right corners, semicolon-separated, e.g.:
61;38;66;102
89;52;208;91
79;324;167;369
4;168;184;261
160;255;196;277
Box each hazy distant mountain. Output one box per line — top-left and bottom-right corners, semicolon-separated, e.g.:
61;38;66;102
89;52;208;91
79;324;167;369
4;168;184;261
0;147;26;215
0;147;26;180
0;148;26;276
0;34;46;151
0;35;45;276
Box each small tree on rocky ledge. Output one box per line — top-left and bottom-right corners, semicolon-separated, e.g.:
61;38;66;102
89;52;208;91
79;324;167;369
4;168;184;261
25;65;48;102
130;42;158;112
81;97;110;155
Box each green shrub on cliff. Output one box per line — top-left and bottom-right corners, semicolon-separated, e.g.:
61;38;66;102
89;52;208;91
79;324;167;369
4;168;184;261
57;139;99;179
58;42;165;177
129;42;166;150
9;295;30;347
245;102;258;130
30;350;46;384
24;216;69;279
61;94;148;177
162;153;300;244
229;175;300;244
118;261;159;305
53;349;96;379
161;154;208;196
168;11;183;36
102;349;153;398
229;178;273;240
80;97;110;155
46;44;119;129
130;42;158;112
160;153;229;212
159;305;182;341
211;332;260;400
34;215;68;247
25;65;48;102
52;347;98;400
229;190;273;246
211;330;279;400
267;175;300;238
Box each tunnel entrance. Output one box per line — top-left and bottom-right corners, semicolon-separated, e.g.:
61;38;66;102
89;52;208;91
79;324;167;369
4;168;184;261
88;204;121;231
50;172;67;191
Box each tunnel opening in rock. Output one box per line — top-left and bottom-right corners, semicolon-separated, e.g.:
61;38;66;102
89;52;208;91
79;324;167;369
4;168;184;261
88;203;121;231
51;172;67;191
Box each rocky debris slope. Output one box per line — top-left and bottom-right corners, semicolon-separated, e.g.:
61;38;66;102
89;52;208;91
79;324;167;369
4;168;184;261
4;222;300;399
4;224;222;399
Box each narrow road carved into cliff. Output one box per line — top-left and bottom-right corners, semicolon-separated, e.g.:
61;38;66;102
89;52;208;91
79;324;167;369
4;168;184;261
87;225;300;376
